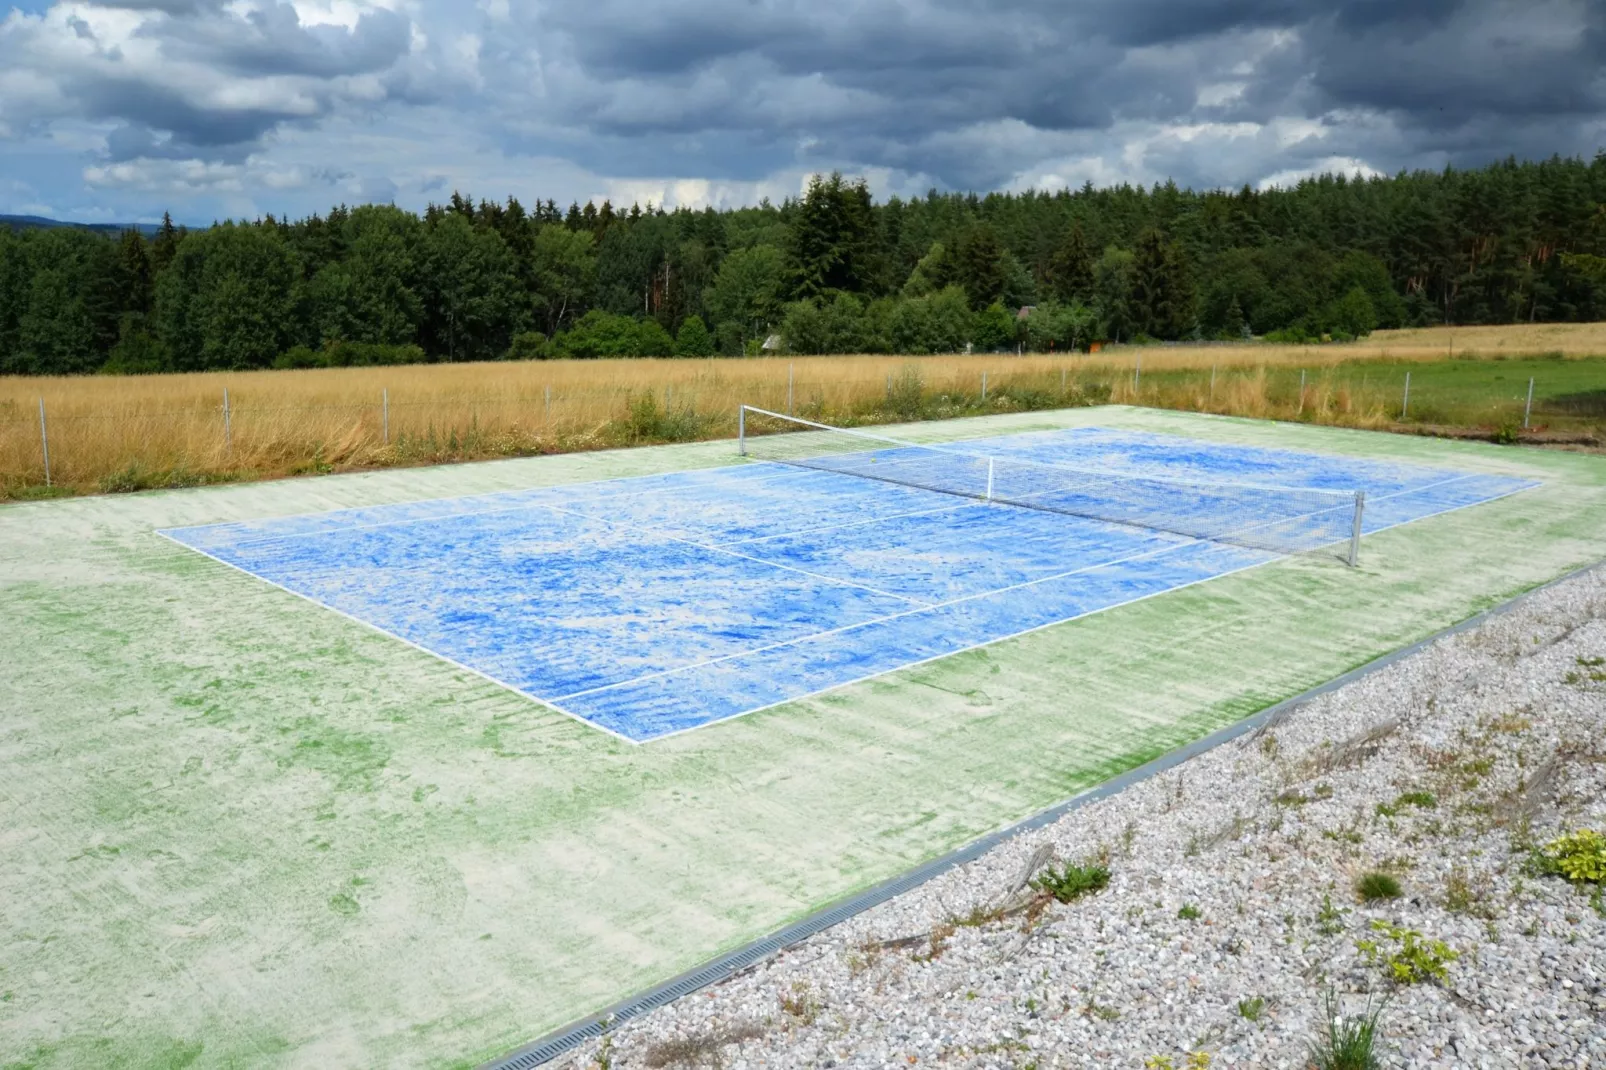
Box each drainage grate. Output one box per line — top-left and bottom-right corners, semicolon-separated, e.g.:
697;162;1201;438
479;560;1603;1070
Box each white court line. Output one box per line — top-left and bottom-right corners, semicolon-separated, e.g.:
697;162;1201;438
152;531;641;746
552;527;1206;703
530;499;934;608
633;479;1543;744
553;474;1523;706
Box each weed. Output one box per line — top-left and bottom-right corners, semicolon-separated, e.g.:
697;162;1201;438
1144;1058;1175;1070
1355;872;1402;902
1275;789;1312;807
1376;790;1437;817
1532;829;1606;884
1082;998;1121;1022
1444;867;1492;917
1178;903;1203;921
1356;921;1460;985
778;981;821;1024
1030;860;1111;904
1316;893;1348;936
1307;988;1387;1070
1236;996;1267;1022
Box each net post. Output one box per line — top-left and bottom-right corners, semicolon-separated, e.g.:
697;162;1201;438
383;388;390;444
38;397;50;488
1523;377;1533;429
788;363;794;416
738;405;746;456
1401;371;1410;419
223;387;231;449
1348;490;1365;568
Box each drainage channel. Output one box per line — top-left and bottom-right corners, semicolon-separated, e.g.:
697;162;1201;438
481;559;1603;1070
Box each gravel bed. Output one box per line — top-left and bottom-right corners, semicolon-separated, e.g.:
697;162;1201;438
556;567;1606;1069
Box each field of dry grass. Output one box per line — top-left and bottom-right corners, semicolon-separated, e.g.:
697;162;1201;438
2;322;1604;498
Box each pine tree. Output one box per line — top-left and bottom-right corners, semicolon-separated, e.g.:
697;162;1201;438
1047;223;1094;303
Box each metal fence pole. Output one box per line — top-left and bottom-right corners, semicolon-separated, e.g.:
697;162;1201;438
1348;491;1366;568
1402;371;1411;419
223;387;231;448
544;385;551;426
886;373;892;399
383;388;390;444
1523;377;1534;430
1298;369;1306;415
1209;364;1216;401
38;397;50;487
1134;355;1141;390
981;371;988;400
738;405;746;455
1060;367;1066;396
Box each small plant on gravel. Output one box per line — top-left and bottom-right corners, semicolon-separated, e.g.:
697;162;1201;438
1030;860;1110;903
1177;903;1202;921
1236;996;1267;1022
1143;1057;1175;1070
1081;995;1121;1021
1356;920;1460;985
778;980;820;1024
1355;871;1402;902
1532;829;1606;884
1316;892;1348;936
1375;790;1437;817
1307;988;1387;1070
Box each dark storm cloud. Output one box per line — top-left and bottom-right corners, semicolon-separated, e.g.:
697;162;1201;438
519;0;1604;188
156;1;412;80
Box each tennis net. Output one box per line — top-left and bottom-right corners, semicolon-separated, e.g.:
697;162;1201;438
738;406;1365;563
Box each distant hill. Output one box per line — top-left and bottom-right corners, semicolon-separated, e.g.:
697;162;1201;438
1;213;164;236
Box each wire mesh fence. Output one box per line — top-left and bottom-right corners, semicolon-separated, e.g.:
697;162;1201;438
1;353;1599;496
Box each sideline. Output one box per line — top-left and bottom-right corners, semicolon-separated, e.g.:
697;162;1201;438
480;558;1604;1070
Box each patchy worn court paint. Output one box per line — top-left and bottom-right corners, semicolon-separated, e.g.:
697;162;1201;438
161;428;1534;742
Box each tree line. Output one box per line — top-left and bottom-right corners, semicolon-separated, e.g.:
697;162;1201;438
2;152;1604;375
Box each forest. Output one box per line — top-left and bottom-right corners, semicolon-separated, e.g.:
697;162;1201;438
2;152;1605;375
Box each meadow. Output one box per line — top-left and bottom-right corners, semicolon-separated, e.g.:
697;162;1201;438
2;322;1604;499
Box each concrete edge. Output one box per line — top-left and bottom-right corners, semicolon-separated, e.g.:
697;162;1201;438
479;558;1605;1070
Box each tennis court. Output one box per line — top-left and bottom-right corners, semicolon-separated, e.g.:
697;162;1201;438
161;418;1534;743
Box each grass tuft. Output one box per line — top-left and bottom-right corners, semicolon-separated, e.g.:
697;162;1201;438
1355;872;1403;902
1030;860;1111;904
1308;989;1387;1070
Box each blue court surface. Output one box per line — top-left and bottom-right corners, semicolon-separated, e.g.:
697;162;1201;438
161;428;1535;743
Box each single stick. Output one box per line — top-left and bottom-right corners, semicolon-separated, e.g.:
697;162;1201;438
1298;369;1305;415
1209;363;1216;401
1060;367;1066;396
544;385;551;425
223;387;232;448
788;363;794;415
1523;377;1534;430
981;371;988;400
383;388;390;444
1134;355;1141;390
738;405;746;455
1402;371;1411;419
38;397;50;488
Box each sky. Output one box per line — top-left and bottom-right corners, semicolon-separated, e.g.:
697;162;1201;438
0;0;1602;226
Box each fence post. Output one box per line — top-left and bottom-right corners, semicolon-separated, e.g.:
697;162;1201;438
981;371;988;400
1209;363;1216;401
1298;369;1306;415
1134;355;1141;390
1348;491;1366;568
1401;371;1411;419
886;373;892;399
1523;377;1534;430
223;387;231;449
788;363;794;415
544;385;551;426
738;405;746;455
383;388;390;444
38;397;50;488
1060;367;1066;396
